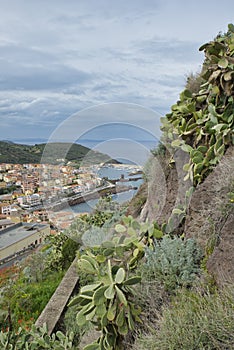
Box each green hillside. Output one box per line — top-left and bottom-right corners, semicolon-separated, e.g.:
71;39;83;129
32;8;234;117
0;141;118;165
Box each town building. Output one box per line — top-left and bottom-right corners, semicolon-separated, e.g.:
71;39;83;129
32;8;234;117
0;222;50;263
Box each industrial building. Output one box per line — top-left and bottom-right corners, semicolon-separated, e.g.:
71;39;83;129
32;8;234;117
0;222;50;263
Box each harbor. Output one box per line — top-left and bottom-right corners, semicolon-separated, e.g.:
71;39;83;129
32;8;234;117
43;182;138;212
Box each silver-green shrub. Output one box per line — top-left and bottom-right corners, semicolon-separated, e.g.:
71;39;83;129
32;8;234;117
144;236;203;290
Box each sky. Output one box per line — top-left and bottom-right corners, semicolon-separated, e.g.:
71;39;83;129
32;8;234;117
0;0;234;163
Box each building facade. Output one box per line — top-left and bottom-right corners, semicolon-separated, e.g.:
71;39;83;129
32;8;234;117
0;222;50;263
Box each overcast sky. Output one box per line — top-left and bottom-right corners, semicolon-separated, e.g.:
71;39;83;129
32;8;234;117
0;0;233;153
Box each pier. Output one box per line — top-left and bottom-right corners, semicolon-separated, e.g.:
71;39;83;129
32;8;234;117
43;183;137;212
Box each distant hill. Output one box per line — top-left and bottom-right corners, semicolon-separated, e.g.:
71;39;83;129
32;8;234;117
0;141;119;165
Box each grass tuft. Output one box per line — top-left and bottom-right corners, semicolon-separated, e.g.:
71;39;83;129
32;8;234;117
133;285;234;350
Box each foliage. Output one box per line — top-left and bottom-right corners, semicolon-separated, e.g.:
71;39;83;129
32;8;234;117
81;226;112;247
48;203;115;267
161;24;234;185
63;304;89;347
63;197;126;251
0;185;17;195
132;195;147;211
94;195;121;214
185;71;204;94
2;25;233;350
23;251;46;282
134;286;234;350
68;216;164;349
60;239;80;269
45;234;80;271
126;183;147;218
150;142;166;157
0;266;20;289
0;141;118;165
0;268;64;330
64;197;124;241
143;236;203;291
63;216;91;242
155;186;194;236
0;236;76;328
69;259;142;350
0;324;75;349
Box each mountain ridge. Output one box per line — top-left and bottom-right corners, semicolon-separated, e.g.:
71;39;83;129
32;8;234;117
0;141;119;165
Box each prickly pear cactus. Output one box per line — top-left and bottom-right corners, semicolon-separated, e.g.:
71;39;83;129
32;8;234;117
161;23;234;185
68;217;165;350
69;257;141;350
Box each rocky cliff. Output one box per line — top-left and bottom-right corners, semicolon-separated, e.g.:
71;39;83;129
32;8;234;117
140;146;234;287
138;24;234;288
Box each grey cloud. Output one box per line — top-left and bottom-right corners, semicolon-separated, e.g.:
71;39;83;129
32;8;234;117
0;43;56;63
0;0;231;142
104;38;202;65
157;75;186;88
51;14;98;31
0;65;91;91
0;43;92;91
45;102;162;147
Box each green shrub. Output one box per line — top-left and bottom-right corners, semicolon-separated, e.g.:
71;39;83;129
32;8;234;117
63;304;90;347
134;286;234;350
67;217;165;349
0;270;64;329
143;236;203;291
150;142;166;157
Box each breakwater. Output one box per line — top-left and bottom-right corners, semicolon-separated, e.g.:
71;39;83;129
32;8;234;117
44;184;136;212
108;176;142;184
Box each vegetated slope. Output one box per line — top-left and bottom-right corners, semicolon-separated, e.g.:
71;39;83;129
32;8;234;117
140;23;234;224
140;24;234;285
130;24;234;350
0;141;119;164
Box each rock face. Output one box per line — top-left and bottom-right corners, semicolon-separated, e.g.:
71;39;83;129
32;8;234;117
185;146;234;286
140;149;191;225
206;211;234;287
185;147;234;242
141;146;234;287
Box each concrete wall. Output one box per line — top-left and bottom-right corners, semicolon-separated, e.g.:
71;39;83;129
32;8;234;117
35;257;79;335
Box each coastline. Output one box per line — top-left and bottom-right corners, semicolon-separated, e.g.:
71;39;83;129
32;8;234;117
43;183;137;212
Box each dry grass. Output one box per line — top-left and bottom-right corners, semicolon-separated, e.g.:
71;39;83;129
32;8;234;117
132;285;234;350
